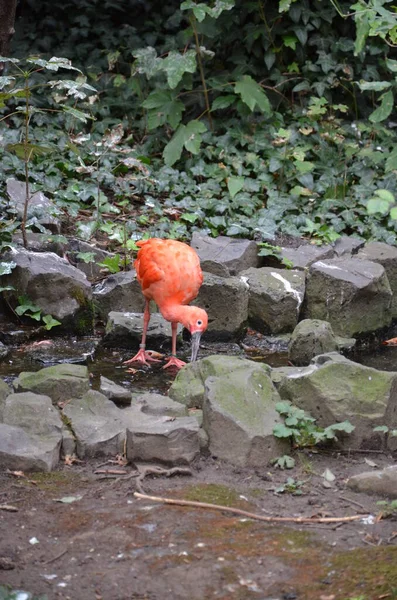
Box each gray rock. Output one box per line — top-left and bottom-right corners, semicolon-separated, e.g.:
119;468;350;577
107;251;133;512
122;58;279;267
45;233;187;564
12;232;65;256
303;258;393;337
0;392;63;471
7;178;61;233
203;368;287;467
67;238;118;281
194;273;248;340
347;465;397;498
280;244;335;270
0;379;10;419
200;260;230;277
241;267;305;334
191;233;260;275
125;407;200;465
288;319;339;366
356;241;397;317
14;364;90;404
62;390;126;458
93;270;145;319
61;427;76;457
100;376;132;405
275;353;397;447
1;247;93;332
169;355;269;408
132;392;188;417
333;236;365;257
102;311;182;349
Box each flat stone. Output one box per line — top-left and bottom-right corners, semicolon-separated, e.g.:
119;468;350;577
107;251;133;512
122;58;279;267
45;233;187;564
14;364;90;404
280;244;335;270
333;236;365;257
93;270;145;319
132;392;188;417
62;390;126;458
303;258;392;337
191;233;260;275
125;407;200;465
102;311;182;349
12;232;65;256
194;273;248;340
347;465;397;498
100;376;132;405
241;267;305;334
356;242;397;317
0;423;61;472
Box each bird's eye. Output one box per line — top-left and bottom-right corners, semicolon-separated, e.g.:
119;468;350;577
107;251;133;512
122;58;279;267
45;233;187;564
197;319;202;326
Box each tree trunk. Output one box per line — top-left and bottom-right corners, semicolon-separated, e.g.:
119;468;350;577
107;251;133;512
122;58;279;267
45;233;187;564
0;0;18;74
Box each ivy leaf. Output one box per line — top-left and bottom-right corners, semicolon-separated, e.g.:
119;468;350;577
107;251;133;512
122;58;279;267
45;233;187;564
26;56;82;72
211;95;236;110
181;1;208;21
163;125;188;166
282;35;298;50
353;4;370;55
386;58;397;72
184;119;207;154
234;75;271;114
386;147;397;172
227;176;245;198
0;261;16;276
60;105;95;123
0;76;15;90
132;47;161;78
369;90;394;123
42;315;62;330
143;90;184;129
162;50;196;89
358;81;391;92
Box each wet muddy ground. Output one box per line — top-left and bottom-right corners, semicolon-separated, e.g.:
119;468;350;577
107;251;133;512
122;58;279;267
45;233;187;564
1;327;397;599
1;452;397;600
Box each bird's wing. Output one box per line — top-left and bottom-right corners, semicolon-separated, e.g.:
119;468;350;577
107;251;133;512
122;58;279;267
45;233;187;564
135;242;164;292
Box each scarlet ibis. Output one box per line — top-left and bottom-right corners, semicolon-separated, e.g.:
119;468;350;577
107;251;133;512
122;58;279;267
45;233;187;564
124;238;208;369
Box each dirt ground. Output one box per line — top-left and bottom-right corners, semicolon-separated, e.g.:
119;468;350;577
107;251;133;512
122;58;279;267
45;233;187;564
1;451;397;600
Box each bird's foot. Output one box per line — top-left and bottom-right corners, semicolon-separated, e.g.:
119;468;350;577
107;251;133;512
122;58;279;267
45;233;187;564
124;348;162;366
162;355;186;370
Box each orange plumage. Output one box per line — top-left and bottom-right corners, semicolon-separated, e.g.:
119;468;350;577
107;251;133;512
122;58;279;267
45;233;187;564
124;238;208;369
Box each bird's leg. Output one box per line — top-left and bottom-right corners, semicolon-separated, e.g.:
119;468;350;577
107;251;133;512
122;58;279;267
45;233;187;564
124;300;161;366
163;322;186;370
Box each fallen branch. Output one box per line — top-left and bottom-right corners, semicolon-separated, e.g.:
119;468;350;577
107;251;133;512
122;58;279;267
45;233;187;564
135;466;192;493
0;504;18;512
134;492;370;524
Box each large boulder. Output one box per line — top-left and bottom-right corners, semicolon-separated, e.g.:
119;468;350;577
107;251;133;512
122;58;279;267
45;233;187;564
347;465;397;498
66;239;118;282
0;392;63;471
356;241;397;317
303;258;392;337
288;319;352;366
168;355;270;408
14;364;90;404
191;233;260;275
7;178;61;233
194;273;248;340
241;267;305;334
203;368;287;467
273;353;397;447
93;270;145;319
1;247;93;332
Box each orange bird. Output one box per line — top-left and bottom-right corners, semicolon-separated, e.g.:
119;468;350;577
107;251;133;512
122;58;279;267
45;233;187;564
124;238;208;370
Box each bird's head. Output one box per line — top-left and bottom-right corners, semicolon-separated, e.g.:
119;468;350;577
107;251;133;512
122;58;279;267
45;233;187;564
185;307;208;362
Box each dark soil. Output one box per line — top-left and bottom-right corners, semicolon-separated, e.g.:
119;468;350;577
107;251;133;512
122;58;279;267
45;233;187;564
1;451;397;600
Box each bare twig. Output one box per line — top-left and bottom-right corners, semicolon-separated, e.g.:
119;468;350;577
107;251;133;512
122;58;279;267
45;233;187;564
43;548;68;565
338;495;368;511
0;504;18;512
134;492;369;524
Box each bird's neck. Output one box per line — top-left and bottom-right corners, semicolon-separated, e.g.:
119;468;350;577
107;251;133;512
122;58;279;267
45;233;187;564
160;302;193;329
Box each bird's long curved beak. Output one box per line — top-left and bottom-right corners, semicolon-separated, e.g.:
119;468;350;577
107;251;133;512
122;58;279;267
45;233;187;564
190;331;202;362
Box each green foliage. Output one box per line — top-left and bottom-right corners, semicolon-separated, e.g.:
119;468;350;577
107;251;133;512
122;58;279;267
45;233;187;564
272;454;296;469
1;0;397;248
376;499;397;518
15;295;61;330
274;476;304;495
273;401;355;448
